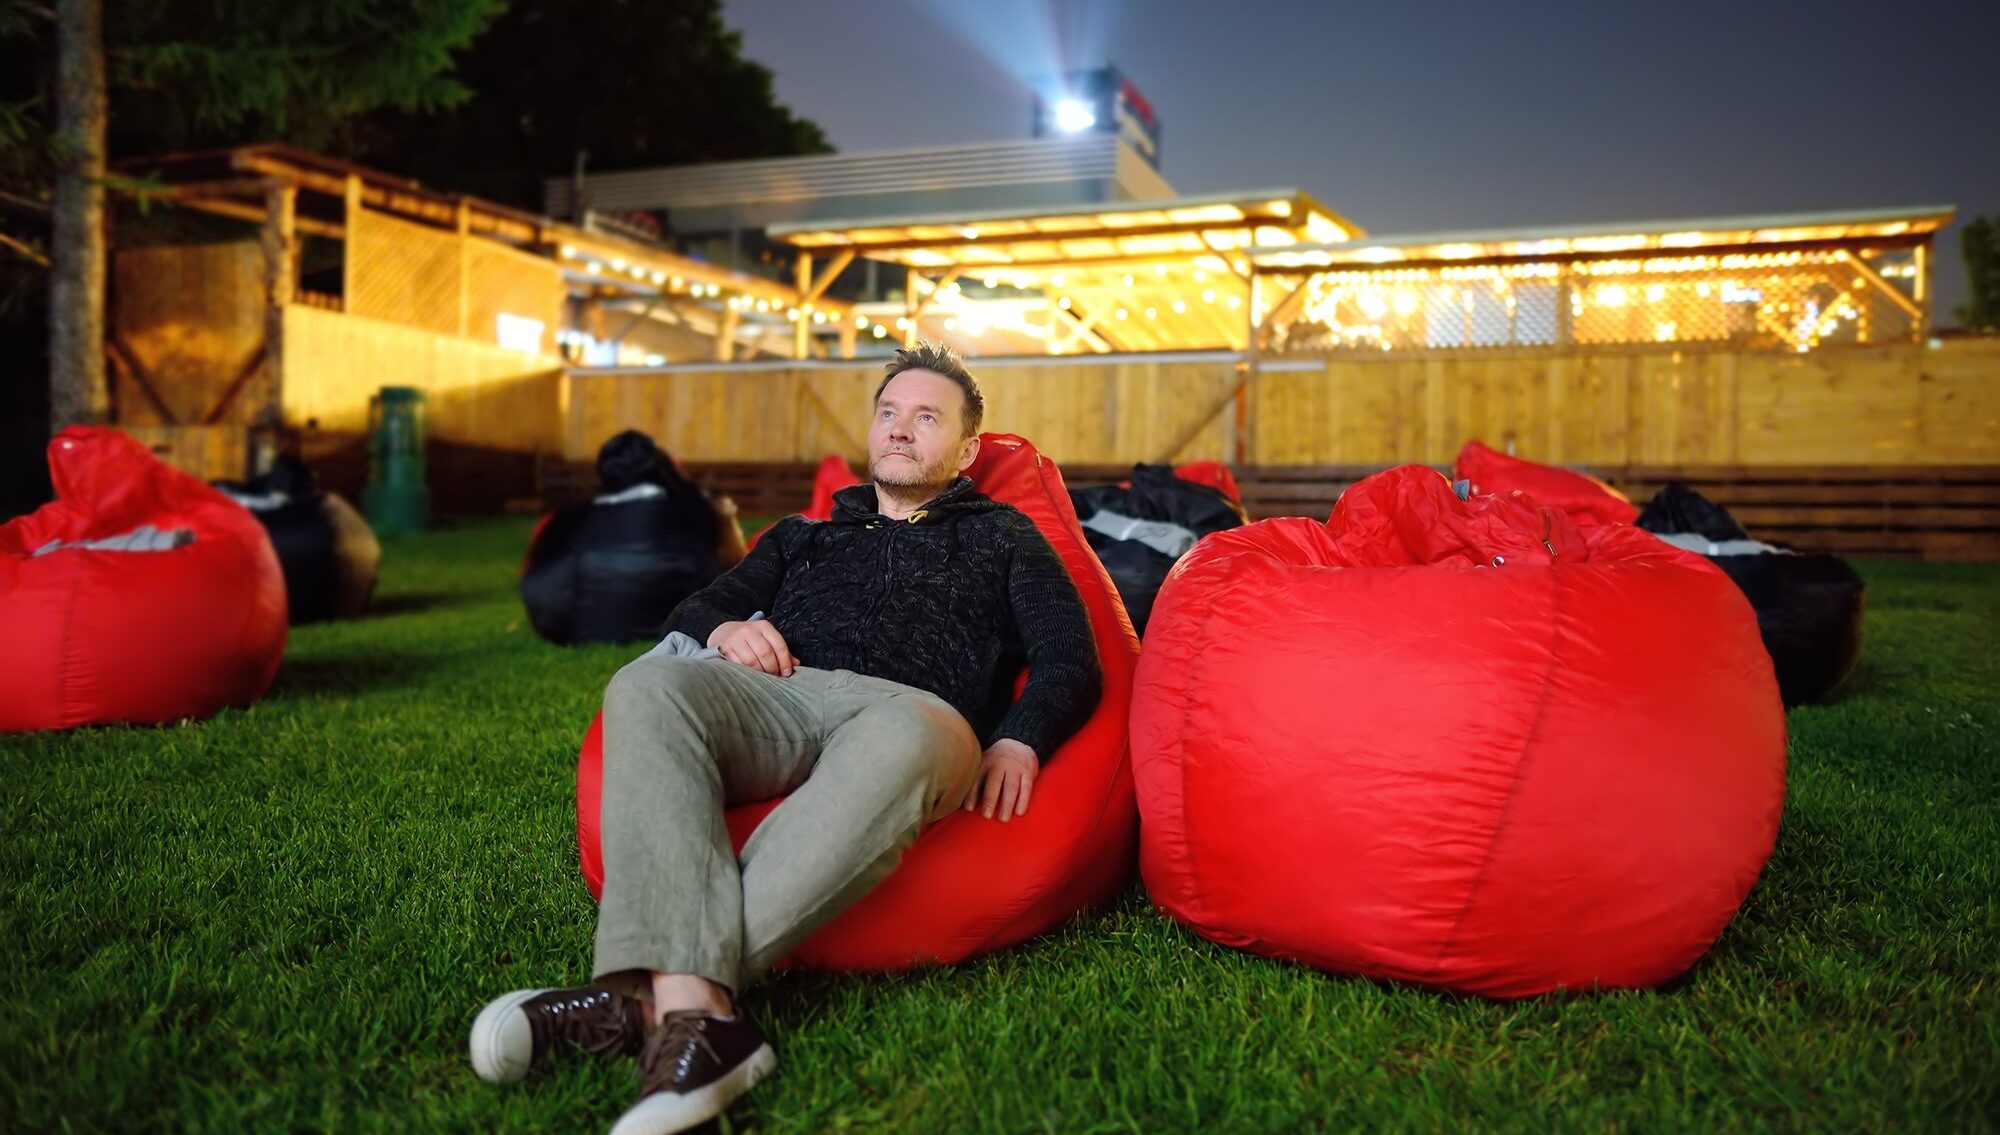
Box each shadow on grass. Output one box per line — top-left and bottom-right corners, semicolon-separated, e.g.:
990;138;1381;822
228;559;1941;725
271;651;441;698
365;591;457;618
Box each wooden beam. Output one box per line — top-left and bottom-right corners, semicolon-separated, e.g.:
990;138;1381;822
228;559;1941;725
173;195;344;239
1047;303;1111;354
343;175;361;304
0;230;49;266
1254;277;1313;347
714;304;739;362
1914;243;1931;334
800;380;866;454
105;336;177;424
1155;378;1246;464
782;217;1294;256
456;199;471;338
1198;233;1253;287
1251;236;1929;278
197;344;270;426
1838;249;1922;323
908;269;962;322
798;249;855;307
794;252;812;359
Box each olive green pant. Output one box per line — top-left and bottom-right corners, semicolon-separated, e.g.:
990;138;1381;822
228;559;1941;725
591;653;981;994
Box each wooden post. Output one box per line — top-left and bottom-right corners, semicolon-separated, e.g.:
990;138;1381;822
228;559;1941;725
1914;243;1930;335
342;175;362;304
794;252;812;359
838;319;857;359
256;183;297;471
904;267;919;348
714;305;738;362
456;199;471;339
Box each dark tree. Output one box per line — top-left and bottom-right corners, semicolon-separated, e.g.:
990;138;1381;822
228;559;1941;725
340;0;832;210
1956;216;2000;331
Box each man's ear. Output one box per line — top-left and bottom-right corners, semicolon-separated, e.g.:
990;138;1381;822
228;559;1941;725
955;432;981;476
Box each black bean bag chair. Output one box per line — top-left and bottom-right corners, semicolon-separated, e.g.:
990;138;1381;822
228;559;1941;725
214;454;381;624
521;431;726;645
1637;484;1865;706
1069;464;1248;635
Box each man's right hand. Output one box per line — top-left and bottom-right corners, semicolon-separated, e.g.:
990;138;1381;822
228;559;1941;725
708;619;796;677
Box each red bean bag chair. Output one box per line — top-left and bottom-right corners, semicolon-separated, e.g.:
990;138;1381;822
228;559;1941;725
576;433;1140;968
1171;461;1242;505
0;427;288;732
1132;465;1786;998
1454;439;1637;528
747;454;859;549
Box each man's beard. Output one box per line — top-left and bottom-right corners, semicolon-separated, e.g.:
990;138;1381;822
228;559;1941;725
871;447;951;491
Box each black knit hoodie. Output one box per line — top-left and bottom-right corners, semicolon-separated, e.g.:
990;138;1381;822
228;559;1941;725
663;477;1103;758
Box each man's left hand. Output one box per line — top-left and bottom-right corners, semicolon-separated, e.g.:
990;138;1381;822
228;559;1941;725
965;738;1039;822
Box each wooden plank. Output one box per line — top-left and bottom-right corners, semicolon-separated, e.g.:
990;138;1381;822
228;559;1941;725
112;242;267;427
1616;483;2000;507
1725;505;2000;529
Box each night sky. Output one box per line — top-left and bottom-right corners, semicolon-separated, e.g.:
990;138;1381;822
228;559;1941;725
724;0;1996;322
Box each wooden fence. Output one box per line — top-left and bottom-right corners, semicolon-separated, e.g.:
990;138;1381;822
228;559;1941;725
560;339;2000;469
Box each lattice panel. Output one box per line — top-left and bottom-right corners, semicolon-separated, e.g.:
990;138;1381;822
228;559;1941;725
465;241;564;354
1267;245;1923;354
346;207;462;336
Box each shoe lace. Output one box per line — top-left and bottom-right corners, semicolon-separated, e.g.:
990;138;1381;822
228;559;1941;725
528;989;637;1059
637;1010;721;1093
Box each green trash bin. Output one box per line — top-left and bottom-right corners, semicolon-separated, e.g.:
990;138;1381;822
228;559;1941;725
362;386;430;535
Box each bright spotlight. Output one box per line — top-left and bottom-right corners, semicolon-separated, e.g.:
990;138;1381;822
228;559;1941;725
1053;98;1096;133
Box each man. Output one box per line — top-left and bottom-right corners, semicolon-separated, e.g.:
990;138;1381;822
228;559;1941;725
470;343;1103;1135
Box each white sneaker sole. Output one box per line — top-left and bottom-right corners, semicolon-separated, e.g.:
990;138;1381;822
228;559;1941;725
468;988;548;1084
608;1042;778;1135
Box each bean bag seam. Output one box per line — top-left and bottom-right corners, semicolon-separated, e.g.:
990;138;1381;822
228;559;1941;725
964;448;1139;956
1423;565;1569;984
56;563;81;729
1162;557;1225;940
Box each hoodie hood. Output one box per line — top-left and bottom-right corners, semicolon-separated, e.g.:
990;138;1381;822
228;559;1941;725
830;476;1008;525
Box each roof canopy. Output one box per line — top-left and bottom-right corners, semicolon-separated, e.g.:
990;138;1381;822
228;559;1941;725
771;189;1360;268
769;190;1361;353
1248;205;1954;273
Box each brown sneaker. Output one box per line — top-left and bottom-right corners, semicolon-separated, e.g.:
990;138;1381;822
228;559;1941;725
468;986;648;1084
608;1010;777;1135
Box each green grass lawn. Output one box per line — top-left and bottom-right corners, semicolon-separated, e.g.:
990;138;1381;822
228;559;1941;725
3;517;1995;1133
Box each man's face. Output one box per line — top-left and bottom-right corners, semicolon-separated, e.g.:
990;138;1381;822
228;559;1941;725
868;369;973;490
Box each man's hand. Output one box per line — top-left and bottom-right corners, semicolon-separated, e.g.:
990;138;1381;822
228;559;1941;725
708;619;795;677
964;738;1039;822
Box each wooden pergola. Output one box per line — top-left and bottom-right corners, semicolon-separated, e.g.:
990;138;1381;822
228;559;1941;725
1244;205;1954;354
113;144;849;364
768;190;1362;354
